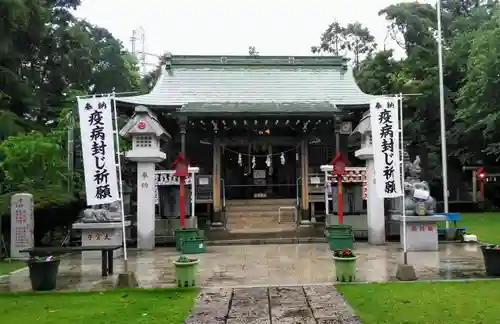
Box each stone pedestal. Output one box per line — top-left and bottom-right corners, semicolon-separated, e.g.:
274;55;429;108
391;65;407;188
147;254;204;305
73;221;131;259
354;143;385;245
391;215;446;251
365;160;385;245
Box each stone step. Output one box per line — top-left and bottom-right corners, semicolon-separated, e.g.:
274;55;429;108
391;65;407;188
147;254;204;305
227;224;297;233
227;213;296;226
226;210;296;218
226;198;296;206
226;204;296;212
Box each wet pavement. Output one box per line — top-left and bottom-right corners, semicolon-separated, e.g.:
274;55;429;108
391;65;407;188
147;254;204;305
185;285;360;324
0;242;489;292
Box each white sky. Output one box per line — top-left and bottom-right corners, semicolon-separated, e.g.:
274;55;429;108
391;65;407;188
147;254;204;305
75;0;432;68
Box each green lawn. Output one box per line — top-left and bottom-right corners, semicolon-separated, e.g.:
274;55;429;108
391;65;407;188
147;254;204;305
338;281;500;324
0;288;199;324
0;260;26;275
439;212;500;244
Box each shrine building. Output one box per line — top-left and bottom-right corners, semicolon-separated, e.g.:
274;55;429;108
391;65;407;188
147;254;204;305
116;54;378;249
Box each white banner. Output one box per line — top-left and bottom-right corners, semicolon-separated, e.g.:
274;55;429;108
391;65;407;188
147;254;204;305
78;97;119;205
369;97;402;198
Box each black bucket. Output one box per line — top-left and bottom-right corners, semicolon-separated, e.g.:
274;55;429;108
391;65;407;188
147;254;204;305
481;245;500;277
28;259;60;291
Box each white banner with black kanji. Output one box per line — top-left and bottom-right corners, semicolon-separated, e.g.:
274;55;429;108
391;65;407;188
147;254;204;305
369;97;402;198
78;97;119;205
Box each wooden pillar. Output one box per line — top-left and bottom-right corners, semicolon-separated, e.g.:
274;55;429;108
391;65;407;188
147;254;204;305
178;116;187;155
300;139;310;224
211;137;223;226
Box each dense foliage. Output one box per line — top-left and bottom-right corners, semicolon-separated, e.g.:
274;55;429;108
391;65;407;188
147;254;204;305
0;0;142;215
312;0;500;193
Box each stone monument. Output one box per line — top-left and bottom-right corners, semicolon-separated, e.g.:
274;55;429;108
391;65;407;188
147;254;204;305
390;150;445;251
10;193;34;259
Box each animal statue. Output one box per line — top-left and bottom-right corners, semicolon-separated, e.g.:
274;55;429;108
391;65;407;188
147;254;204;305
80;203;122;223
403;156;436;216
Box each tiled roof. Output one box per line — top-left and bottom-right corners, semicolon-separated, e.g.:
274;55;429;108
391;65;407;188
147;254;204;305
115;55;378;109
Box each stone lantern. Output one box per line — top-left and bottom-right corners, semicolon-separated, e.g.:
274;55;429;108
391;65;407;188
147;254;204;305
350;110;386;245
119;105;170;250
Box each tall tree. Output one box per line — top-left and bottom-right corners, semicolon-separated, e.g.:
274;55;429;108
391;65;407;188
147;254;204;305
312;21;376;67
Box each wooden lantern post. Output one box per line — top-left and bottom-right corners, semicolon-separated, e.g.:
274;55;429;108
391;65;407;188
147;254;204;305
476;167;488;202
330;152;347;225
173;153;189;228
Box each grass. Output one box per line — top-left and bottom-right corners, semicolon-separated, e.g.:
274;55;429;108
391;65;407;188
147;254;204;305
0;288;199;324
438;212;500;244
0;260;26;275
338;280;500;324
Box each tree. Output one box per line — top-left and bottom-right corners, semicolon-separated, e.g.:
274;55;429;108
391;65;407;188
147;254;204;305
456;8;500;159
0;0;142;214
0;109;78;215
312;21;376;67
248;46;259;56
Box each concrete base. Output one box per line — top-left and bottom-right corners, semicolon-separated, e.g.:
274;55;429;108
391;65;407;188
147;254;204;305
73;222;130;259
115;272;139;288
396;263;418;281
392;215;446;251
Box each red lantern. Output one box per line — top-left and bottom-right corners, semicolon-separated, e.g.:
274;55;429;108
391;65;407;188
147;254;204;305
476;167;487;203
173;153;188;177
330;152;347;176
476;167;488;181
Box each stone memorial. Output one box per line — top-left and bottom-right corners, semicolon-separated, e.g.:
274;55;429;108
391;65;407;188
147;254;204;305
10;193;34;259
390;152;446;251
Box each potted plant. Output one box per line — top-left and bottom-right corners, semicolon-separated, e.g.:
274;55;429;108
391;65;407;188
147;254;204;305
481;244;500;276
28;255;60;291
332;249;357;282
173;255;199;288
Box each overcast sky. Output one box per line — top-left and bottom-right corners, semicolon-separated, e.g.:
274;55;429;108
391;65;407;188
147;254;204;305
75;0;432;68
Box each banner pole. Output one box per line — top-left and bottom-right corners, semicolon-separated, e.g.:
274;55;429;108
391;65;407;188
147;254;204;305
111;92;129;272
399;93;408;265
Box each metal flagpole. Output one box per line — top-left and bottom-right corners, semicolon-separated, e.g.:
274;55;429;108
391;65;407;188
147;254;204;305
437;0;450;226
111;92;129;273
398;93;408;265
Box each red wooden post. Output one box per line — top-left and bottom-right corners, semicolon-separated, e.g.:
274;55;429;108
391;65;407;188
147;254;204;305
330;152;347;225
173;153;189;228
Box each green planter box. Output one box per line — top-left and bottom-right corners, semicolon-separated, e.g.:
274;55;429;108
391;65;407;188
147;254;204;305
173;259;199;288
333;256;357;282
328;234;354;250
175;228;200;251
326;225;353;237
181;237;206;254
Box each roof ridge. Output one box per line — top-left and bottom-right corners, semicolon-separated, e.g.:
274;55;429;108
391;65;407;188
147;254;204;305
165;55;348;68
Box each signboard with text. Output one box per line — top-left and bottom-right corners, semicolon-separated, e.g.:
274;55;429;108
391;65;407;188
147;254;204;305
10;193;34;259
369;97;402;198
77;97;119;205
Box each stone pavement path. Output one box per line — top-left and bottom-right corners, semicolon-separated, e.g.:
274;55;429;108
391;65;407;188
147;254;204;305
185;285;361;324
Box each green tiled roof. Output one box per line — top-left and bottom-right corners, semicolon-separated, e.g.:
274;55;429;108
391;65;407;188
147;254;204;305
179;102;339;116
116;55;378;109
